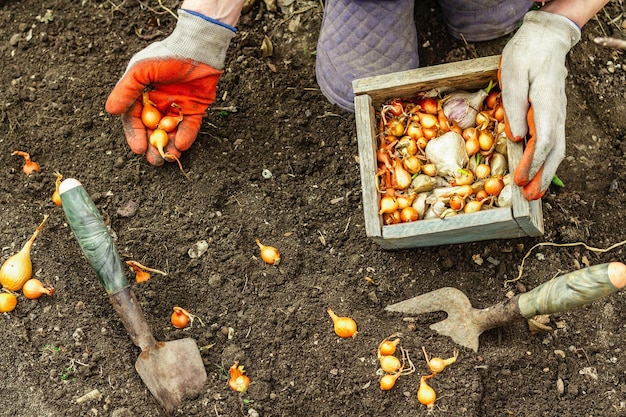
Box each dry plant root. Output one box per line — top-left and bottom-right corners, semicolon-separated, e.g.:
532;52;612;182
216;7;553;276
506;238;626;286
593;36;626;50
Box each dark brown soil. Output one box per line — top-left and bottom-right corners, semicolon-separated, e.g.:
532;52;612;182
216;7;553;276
1;1;625;416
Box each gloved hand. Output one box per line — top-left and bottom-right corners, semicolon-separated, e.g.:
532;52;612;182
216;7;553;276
498;10;581;200
105;9;237;165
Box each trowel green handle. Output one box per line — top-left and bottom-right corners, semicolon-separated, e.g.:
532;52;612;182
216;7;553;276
518;262;626;318
60;178;128;294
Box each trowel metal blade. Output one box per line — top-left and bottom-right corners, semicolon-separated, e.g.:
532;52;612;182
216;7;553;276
135;338;207;413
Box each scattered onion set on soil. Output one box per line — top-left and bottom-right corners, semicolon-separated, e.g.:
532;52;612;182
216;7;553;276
0;215;55;311
327;308;357;338
228;361;251;393
373;336;460;408
375;334;415;391
376;83;513;224
12;150;40;175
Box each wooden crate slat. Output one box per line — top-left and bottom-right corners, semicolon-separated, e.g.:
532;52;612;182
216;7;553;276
353;56;501;108
378;218;529;249
355;94;382;238
382;207;513;238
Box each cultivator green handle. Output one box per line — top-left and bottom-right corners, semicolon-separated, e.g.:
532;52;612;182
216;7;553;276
60;178;129;294
518;262;626;318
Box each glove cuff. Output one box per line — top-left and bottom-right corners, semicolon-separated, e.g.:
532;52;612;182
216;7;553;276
524;10;581;49
164;9;236;70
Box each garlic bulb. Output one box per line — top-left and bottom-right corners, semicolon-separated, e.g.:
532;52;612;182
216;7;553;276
442;89;488;129
497;184;513;207
409;174;437;193
424;131;468;179
495;132;508;156
412;192;429;218
423;200;447;220
489;152;508;176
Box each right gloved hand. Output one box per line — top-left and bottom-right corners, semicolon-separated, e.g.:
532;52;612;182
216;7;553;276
498;10;581;200
105;9;237;165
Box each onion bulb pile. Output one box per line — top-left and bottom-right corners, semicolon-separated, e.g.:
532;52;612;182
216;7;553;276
0;215;55;312
375;84;512;225
376;335;415;391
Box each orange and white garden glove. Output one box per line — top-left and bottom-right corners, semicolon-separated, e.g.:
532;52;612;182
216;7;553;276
106;8;239;165
498;10;580;200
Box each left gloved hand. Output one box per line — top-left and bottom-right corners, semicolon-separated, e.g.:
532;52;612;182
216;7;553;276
498;10;581;200
105;9;236;165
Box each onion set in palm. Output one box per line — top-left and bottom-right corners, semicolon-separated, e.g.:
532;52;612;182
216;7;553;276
141;91;189;177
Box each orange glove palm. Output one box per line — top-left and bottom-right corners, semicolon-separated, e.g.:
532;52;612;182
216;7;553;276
105;10;236;166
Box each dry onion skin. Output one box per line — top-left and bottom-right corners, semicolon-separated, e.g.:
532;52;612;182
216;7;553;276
375;83;511;224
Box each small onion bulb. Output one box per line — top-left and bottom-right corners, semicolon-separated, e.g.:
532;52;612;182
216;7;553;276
379;355;401;374
0;215;48;291
12;151;40;175
379;372;400;391
171;306;191;329
0;292;17;313
417;375;436;407
378;337;401;357
51;172;63;207
256;239;281;265
22;278;54;299
141;91;162;130
327;308;357;338
423;346;459;375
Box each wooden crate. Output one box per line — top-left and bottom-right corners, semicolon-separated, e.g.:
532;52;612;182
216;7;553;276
353;55;544;249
